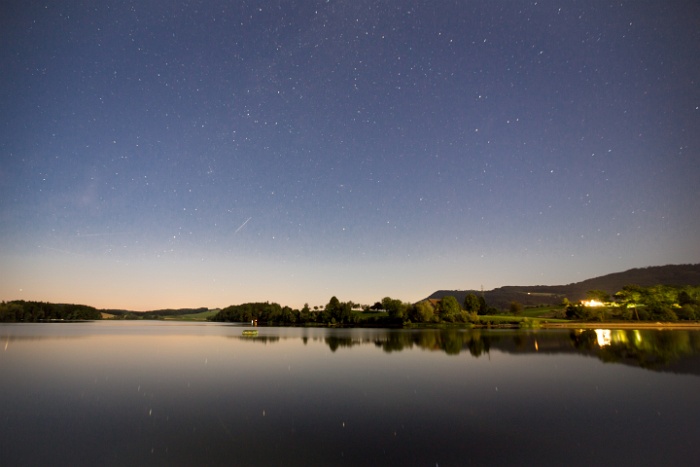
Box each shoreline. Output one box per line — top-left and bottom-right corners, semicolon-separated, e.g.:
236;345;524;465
540;322;700;330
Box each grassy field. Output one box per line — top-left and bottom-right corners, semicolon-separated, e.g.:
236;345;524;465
520;305;564;318
355;311;387;320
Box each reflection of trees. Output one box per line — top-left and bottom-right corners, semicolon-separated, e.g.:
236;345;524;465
362;329;700;374
564;329;700;371
233;328;700;374
595;330;699;369
570;330;598;350
374;333;410;353
443;330;463;355
467;330;491;357
235;336;280;344
326;336;356;352
366;330;497;357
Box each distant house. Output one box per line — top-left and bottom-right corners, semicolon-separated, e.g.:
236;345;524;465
581;299;605;307
581;299;618;307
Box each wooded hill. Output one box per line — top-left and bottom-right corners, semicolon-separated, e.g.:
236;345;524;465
427;264;700;310
103;307;210;319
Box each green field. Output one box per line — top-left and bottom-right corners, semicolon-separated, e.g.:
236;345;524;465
520;305;564;318
355;311;387;320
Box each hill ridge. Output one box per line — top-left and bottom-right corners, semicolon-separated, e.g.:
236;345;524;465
427;263;700;310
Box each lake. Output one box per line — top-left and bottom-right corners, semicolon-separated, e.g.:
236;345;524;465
2;322;699;466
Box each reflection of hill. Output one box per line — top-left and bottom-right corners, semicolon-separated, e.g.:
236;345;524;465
428;263;700;308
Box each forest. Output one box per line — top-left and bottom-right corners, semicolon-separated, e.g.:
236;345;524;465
0;300;101;322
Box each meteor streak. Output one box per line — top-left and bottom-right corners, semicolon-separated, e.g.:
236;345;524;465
234;217;252;234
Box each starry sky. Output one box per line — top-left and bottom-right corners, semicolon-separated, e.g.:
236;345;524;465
2;1;699;311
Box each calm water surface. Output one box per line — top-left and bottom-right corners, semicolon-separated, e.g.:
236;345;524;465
2;322;699;466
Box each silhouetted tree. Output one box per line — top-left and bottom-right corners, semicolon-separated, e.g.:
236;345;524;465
439;296;461;322
463;294;481;313
381;297;407;321
509;301;523;316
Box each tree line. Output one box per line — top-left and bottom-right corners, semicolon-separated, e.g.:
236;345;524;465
0;300;102;322
212;298;364;325
211;293;498;326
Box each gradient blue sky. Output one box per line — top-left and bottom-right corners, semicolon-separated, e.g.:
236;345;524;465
2;1;699;310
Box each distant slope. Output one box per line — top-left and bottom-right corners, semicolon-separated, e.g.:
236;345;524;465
427;264;700;310
427;288;565;310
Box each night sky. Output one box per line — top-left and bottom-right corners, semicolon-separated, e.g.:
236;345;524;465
2;1;699;310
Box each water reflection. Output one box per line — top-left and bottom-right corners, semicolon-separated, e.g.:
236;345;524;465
7;322;698;374
2;322;700;466
235;328;700;375
571;328;700;371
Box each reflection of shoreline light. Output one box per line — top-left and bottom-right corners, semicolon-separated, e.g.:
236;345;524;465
595;329;611;347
